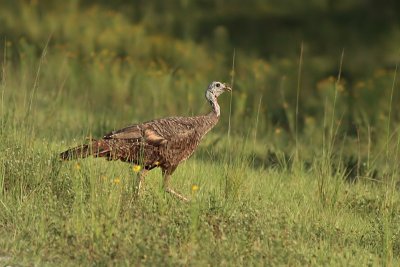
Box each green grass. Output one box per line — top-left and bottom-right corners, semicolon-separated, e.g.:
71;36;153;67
1;128;400;266
1;2;400;266
1;105;400;265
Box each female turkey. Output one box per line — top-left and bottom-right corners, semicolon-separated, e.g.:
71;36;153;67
60;81;231;201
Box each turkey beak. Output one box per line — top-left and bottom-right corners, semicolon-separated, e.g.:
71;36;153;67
224;84;232;92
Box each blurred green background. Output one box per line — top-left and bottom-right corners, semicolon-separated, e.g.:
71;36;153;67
1;0;400;161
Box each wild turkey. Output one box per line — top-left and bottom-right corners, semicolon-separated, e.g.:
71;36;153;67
60;81;231;201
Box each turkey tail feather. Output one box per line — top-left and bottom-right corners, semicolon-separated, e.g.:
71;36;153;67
59;144;92;160
60;140;113;161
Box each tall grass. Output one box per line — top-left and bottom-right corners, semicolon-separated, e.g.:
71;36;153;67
381;63;398;266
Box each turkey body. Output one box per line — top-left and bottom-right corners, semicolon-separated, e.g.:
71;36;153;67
60;114;218;171
60;81;231;201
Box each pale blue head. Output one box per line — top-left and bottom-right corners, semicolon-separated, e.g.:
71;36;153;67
205;81;231;116
205;81;231;101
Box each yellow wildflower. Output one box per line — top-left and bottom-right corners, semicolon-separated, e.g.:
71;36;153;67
191;184;199;192
132;165;141;173
113;177;121;184
75;162;81;170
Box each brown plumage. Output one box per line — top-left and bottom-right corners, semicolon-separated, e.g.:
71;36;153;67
60;81;231;201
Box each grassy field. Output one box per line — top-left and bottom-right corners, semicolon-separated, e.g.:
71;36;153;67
1;2;400;266
2;123;400;266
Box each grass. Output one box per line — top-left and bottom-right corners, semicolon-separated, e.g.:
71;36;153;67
1;2;400;266
1;99;400;266
1;129;399;266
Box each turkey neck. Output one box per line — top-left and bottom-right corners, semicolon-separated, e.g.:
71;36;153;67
208;94;221;117
197;95;221;134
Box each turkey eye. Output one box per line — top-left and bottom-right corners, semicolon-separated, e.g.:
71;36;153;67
216;83;220;87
